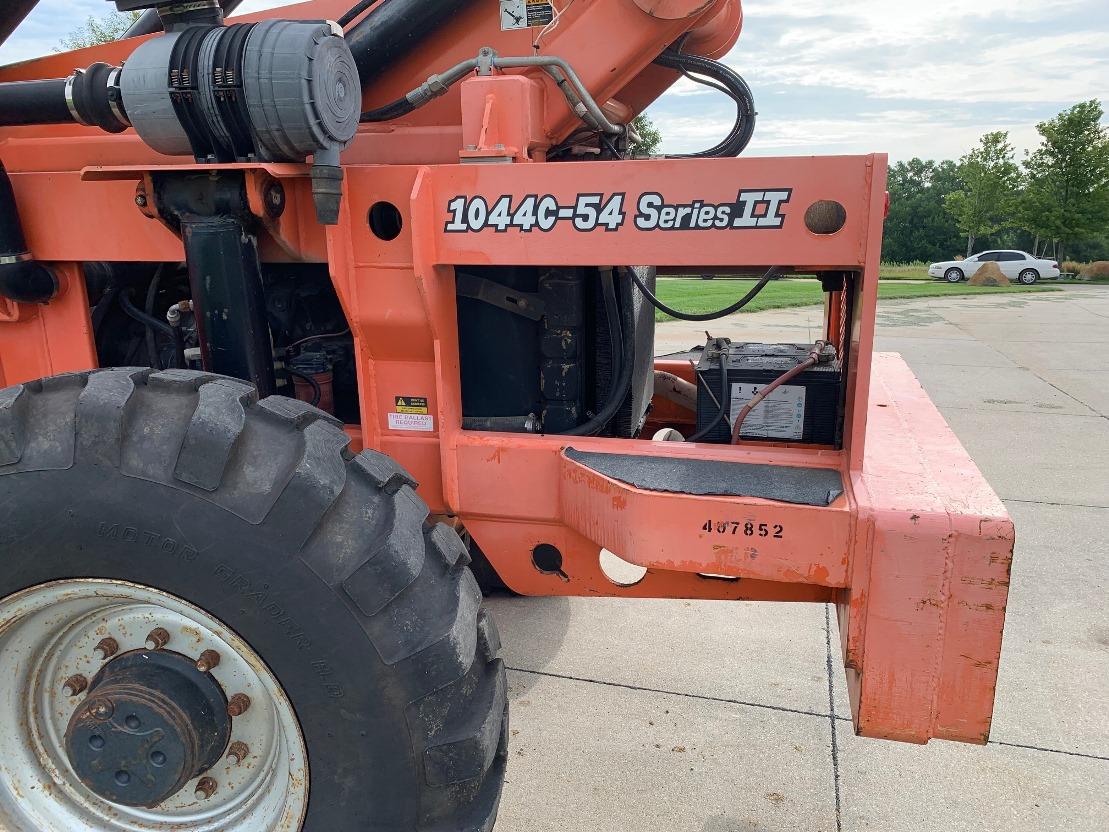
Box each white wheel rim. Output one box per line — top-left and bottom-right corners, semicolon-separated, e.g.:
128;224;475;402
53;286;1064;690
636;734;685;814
0;579;308;831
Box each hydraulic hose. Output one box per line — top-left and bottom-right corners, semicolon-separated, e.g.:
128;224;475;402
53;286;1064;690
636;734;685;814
652;49;756;158
687;350;729;443
562;270;634;437
346;0;473;87
628;266;780;322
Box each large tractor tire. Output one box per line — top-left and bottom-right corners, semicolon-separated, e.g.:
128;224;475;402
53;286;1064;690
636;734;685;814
0;368;508;832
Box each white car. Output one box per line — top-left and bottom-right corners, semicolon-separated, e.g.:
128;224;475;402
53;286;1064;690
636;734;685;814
928;251;1060;284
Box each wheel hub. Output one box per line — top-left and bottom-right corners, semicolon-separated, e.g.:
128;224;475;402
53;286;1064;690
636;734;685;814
64;650;232;808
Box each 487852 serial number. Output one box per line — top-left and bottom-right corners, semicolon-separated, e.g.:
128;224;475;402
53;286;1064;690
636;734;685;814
702;520;785;538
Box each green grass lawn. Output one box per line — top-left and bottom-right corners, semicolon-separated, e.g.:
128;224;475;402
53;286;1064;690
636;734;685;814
651;278;1059;322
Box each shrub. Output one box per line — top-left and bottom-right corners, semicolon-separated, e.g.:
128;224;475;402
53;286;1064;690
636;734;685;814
1062;260;1084;275
1080;261;1109;278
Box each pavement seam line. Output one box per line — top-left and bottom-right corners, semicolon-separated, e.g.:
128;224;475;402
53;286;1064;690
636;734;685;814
505;666;834;721
502;669;1109;763
1003;498;1109;510
987;740;1109;762
824;604;844;832
946;316;1105;419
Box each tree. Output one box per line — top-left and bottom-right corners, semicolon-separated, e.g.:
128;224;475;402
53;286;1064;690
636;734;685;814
629;114;662;156
882;158;964;262
944;131;1021;256
1016;100;1109;264
58;11;140;51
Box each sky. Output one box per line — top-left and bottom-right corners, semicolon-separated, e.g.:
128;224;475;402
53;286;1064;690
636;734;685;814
2;0;1106;162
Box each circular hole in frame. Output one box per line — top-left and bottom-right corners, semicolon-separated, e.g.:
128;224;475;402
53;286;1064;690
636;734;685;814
599;548;647;587
368;201;404;241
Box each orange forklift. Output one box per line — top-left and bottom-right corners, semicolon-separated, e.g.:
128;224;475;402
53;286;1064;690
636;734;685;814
0;1;1013;829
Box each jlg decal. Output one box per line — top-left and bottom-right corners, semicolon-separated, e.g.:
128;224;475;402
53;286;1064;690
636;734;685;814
444;189;791;233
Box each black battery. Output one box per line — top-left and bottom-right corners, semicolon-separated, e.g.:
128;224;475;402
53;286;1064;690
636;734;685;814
694;342;842;445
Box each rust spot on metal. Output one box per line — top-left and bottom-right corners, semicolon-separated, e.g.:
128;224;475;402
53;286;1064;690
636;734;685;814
145;627;170;649
194;776;218;800
63;674;88;697
227;693;251;717
196;650;221;673
227;740;250;765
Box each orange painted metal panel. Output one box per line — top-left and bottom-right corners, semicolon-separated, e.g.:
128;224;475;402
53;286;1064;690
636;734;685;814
844;354;1013;744
559;452;851;586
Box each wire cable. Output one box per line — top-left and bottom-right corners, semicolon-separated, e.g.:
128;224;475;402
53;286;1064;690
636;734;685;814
627;266;780;322
143;265;166;370
687;350;729;443
652;49;756;158
561;273;633;437
730;341;826;444
120;291;176;342
337;0;381;28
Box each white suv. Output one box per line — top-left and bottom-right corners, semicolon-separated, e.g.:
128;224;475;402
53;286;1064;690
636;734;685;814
928;251;1060;284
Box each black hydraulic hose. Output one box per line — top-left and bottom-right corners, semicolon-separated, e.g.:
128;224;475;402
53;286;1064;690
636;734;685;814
628;266;780;322
0;78;73;127
346;0;472;87
143;265;166;370
652;49;756;158
360;97;417;123
338;0;384;28
687;351;729;443
120;291;175;343
562;278;634;438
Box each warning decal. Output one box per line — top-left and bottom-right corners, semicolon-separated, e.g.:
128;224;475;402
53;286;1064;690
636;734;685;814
729;383;807;441
388;413;435;432
499;0;554;31
395;396;429;415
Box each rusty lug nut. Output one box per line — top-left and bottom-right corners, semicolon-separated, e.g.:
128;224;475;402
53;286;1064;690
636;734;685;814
134;193;148;207
226;693;251;718
145;628;170;650
195;650;221;673
63;674;88;697
94;637;119;660
194;777;218;800
227;741;250;765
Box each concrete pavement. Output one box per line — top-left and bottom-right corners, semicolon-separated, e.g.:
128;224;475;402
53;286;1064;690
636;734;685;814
488;286;1109;832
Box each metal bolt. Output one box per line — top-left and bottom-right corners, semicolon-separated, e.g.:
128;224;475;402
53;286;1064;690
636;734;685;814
135;193;148;207
145;628;170;650
63;674;88;697
94;637;119;660
194;777;218;800
196;650;221;673
227;693;251;717
88;699;114;721
227;741;249;765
